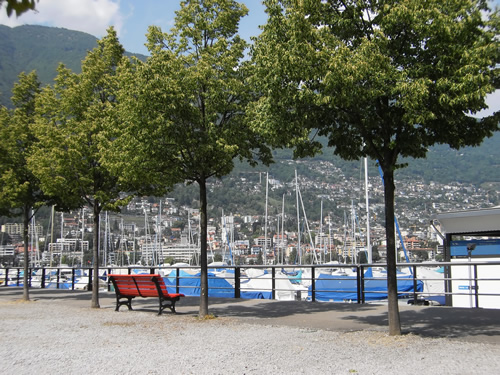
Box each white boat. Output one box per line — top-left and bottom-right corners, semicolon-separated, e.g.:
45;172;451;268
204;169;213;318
242;268;307;300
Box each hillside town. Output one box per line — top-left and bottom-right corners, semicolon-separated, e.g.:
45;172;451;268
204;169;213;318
1;159;497;268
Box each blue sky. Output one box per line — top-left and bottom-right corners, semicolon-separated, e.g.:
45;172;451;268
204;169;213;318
0;0;498;116
0;0;266;55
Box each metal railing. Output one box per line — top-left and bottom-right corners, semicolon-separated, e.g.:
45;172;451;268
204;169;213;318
2;261;500;308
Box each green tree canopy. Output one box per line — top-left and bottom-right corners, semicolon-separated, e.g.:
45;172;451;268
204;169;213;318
29;28;132;308
106;0;272;317
251;0;499;335
0;71;50;300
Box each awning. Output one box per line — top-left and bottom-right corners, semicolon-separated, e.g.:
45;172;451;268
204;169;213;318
435;207;500;235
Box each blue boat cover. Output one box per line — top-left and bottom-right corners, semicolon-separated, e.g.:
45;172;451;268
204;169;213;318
46;282;72;289
310;274;424;302
164;270;270;299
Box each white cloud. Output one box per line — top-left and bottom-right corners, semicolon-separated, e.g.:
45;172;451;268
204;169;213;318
474;90;500;118
0;0;124;37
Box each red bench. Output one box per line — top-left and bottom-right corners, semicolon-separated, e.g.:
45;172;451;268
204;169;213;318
108;274;184;315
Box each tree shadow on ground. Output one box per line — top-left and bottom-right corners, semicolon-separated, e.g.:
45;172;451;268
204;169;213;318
341;306;500;341
205;298;381;318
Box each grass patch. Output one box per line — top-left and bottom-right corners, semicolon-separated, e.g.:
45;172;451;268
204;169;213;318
102;321;137;327
196;314;217;320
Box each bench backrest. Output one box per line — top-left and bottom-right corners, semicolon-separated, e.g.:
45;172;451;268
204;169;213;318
109;274;169;298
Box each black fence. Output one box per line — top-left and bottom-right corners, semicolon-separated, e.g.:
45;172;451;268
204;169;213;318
2;261;500;308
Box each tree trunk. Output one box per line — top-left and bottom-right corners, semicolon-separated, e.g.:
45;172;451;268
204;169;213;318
91;203;100;308
22;205;30;301
382;167;401;335
198;177;209;318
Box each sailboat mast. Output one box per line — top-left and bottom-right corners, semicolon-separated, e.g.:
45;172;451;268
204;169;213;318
30;209;34;266
298;187;317;264
276;214;280;264
120;216;124;266
143;204;148;265
281;194;285;264
364;157;372;263
320;199;323;264
264;172;268;265
59;212;63;267
158;200;163;265
81;208;85;267
295;169;301;264
230;213;234;265
342;210;347;263
351;200;356;264
328;215;332;262
133;224;136;265
222;209;226;262
49;206;54;267
30;210;40;267
104;211;108;266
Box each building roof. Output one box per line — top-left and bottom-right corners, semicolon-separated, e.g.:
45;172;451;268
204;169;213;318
435;207;500;235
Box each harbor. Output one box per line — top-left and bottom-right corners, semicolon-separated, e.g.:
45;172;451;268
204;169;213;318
3;259;500;309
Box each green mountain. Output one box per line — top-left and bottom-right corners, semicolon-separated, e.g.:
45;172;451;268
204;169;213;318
0;24;146;107
398;133;500;185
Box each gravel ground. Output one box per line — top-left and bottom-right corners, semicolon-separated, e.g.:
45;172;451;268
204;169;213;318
1;299;500;375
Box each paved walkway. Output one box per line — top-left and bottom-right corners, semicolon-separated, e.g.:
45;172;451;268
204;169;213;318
2;287;500;344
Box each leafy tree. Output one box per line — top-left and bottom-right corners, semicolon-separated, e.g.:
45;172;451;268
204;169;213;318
0;71;55;300
415;251;429;262
288;248;297;264
327;250;339;262
0;232;12;246
303;253;313;265
256;250;263;265
358;250;368;264
251;0;499;335
28;28;133;308
1;0;36;16
107;0;272;317
164;256;175;265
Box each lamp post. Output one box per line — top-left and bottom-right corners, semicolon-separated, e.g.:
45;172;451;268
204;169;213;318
467;243;476;308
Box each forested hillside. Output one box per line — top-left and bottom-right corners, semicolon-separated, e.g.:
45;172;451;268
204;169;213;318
239;132;500;186
0;24;145;108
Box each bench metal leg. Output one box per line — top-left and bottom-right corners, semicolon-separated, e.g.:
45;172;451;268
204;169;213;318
115;295;134;311
158;296;179;315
